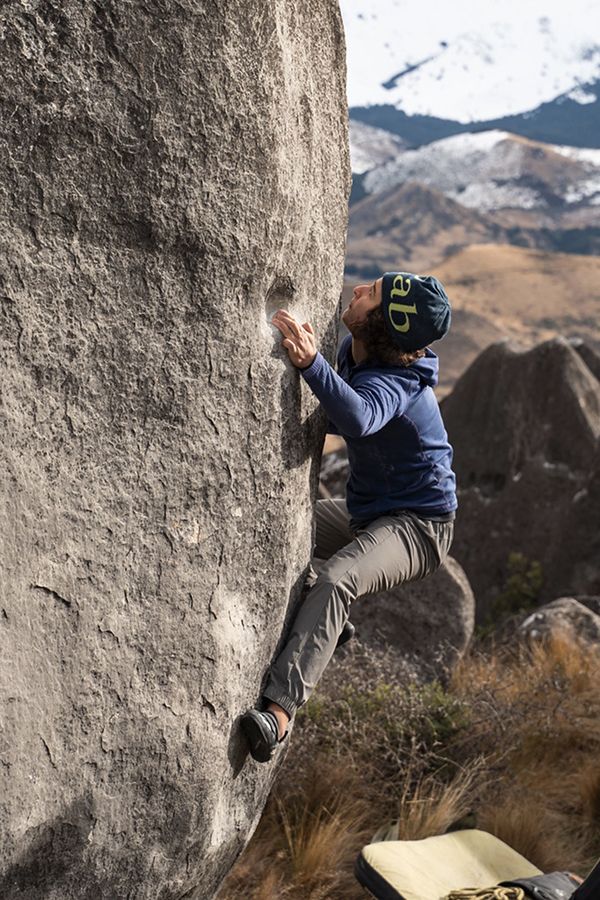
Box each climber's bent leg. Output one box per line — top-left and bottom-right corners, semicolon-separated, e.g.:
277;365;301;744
313;498;355;559
262;511;454;717
243;496;355;751
301;498;355;593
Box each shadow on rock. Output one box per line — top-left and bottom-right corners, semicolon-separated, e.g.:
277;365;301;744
0;797;101;900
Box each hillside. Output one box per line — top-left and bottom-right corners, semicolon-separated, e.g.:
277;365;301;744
347;131;600;277
346;181;505;278
434;243;600;333
362;131;600;211
349;86;600;152
431;244;600;392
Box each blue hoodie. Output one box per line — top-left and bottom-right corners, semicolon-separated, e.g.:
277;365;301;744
300;335;457;526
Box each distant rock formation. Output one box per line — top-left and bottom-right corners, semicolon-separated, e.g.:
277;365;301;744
442;337;600;620
573;341;600;383
0;2;350;898
520;597;600;647
349;557;475;677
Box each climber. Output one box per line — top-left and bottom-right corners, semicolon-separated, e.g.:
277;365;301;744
240;272;457;762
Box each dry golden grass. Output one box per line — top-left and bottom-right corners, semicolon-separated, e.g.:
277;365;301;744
434;243;600;394
579;764;600;827
479;803;571;873
276;767;369;890
372;762;484;843
219;757;373;900
451;633;600;756
219;635;600;899
434;244;600;333
450;634;600;873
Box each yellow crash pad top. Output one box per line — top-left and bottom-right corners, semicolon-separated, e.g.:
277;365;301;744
360;829;542;900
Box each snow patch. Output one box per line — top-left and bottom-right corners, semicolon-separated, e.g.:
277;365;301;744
363;130;526;196
564;175;600;204
551;144;600;166
349;120;406;173
566;85;598;105
449;182;542;211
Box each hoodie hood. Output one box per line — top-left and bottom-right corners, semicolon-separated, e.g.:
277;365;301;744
342;335;439;387
409;348;439;387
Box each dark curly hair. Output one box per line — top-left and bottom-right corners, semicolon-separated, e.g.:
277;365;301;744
353;304;427;367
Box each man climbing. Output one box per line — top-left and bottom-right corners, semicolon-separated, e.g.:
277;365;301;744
240;272;457;762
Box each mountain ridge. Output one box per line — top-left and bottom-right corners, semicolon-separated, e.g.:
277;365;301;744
349;78;600;151
346;130;600;274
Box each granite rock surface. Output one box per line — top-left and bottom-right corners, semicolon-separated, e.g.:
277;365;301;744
0;2;350;898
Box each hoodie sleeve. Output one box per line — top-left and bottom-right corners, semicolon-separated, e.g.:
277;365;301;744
300;351;411;438
324;338;351;435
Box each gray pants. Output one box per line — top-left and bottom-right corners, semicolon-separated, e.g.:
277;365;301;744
262;499;454;718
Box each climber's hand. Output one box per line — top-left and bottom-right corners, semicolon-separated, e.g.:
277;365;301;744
272;309;317;369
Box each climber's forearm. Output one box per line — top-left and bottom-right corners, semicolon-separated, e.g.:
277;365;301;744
271;308;399;438
299;352;399;438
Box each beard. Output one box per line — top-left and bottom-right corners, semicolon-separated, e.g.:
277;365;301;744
344;317;369;339
342;306;365;336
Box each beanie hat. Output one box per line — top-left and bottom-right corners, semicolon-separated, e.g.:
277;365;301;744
380;272;451;352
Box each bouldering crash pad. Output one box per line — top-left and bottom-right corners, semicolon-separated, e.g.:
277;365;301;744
354;829;542;900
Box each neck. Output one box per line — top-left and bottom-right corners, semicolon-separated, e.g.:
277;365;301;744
351;337;369;365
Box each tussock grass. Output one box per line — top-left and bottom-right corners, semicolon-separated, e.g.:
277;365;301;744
478;804;570;874
372;762;485;843
220;757;372;900
450;632;600;873
578;763;600;827
219;635;600;899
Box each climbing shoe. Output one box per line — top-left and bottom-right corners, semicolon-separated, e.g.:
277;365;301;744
240;709;288;763
335;620;355;650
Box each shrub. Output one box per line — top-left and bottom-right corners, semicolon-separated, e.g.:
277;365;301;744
484;551;543;630
294;642;470;798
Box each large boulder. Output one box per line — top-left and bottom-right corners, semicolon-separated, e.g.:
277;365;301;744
442;337;600;488
442;338;600;620
0;3;350;899
349;557;475;677
559;443;600;595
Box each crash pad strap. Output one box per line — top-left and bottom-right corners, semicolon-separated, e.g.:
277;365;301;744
446;888;525;900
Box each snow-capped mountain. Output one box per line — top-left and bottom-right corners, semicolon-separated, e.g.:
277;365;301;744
346;130;600;278
342;4;600;277
360;131;600;210
348;121;407;174
340;0;600;123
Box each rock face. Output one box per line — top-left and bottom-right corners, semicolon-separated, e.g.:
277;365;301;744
442;338;600;620
0;3;350;899
349;557;475;677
